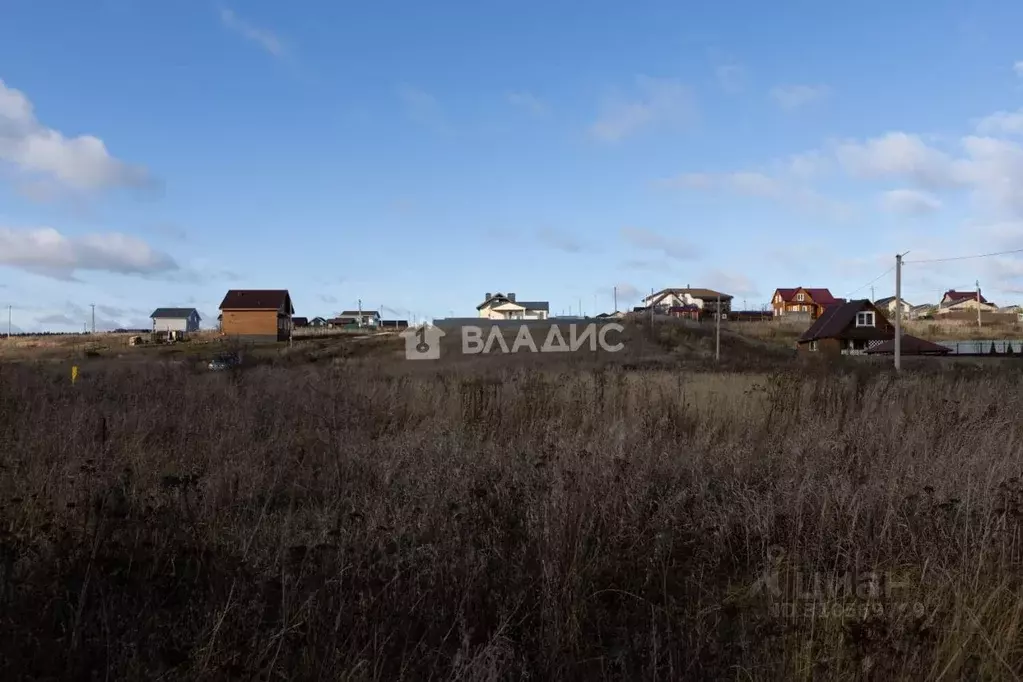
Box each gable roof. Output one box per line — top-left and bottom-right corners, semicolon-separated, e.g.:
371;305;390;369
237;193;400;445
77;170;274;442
219;290;294;314
477;294;549;311
943;290;988;304
648;288;733;304
798;299;891;342
150;307;199;320
774;287;839;304
340;310;380;317
292;317;309;326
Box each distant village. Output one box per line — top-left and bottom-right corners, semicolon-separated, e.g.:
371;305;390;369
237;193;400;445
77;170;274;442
6;285;1022;358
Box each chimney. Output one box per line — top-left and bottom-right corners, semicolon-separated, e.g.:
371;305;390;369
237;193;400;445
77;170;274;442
508;292;516;302
485;292;492;300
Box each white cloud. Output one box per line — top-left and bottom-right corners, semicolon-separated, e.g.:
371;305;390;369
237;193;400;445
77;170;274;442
506;91;548;116
658;170;851;219
0;79;152;193
620;226;697;260
880;189;942;215
0;226;178;280
219;8;285;57
975;109;1023;136
770;84;830;110
396;85;448;132
589;76;695;142
703;270;759;298
833;132;966;190
715;64;746;94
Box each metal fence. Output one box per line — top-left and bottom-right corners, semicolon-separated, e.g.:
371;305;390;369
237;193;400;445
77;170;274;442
937;339;1023;354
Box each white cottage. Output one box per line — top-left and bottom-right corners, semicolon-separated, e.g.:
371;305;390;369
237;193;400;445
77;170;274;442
150;308;201;333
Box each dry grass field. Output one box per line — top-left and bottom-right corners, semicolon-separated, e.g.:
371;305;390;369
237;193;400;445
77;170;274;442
731;317;1023;346
3;322;1023;679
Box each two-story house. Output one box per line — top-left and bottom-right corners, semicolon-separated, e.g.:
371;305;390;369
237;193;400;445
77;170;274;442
797;299;894;355
873;296;914;318
771;287;842;319
218;289;295;342
149;308;201;333
477;292;549;320
641;287;733;315
935;289;998;315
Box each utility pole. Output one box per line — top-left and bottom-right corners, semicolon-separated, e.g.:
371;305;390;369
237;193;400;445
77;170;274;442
357;299;363;328
871;285;875;303
895;252;908;371
90;304;95;335
715;294;721;362
6;305;10;338
613;286;618;313
977;280;982;328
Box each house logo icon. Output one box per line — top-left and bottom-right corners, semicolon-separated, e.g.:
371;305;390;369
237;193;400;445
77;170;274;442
400;324;445;360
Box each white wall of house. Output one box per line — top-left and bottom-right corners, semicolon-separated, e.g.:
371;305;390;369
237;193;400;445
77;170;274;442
643;293;705;309
879;300;913;316
153;315;200;333
935;299;998;314
479;302;549;320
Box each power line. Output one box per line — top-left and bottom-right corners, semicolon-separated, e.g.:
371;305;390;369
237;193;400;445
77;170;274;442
845;266;895;299
903;247;1023;264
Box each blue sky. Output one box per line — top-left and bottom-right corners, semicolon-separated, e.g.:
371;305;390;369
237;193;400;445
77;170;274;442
2;0;1023;331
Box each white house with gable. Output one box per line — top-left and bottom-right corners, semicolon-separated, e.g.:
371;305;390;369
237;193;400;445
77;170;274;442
150;308;201;333
476;292;550;320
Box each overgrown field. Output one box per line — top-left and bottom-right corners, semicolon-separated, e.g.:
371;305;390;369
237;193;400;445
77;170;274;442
3;357;1023;680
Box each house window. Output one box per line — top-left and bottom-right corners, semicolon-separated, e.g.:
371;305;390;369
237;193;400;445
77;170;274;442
856;311;875;327
809;340;818;351
796;293;805;301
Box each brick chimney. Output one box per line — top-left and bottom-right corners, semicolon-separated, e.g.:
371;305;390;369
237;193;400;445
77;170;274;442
508;293;516;302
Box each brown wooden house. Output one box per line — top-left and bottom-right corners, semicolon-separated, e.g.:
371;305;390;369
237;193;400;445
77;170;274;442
797;299;894;355
218;289;295;342
772;287;843;319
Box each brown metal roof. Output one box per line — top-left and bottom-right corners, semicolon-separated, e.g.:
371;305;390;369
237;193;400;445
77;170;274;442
219;289;294;314
798;299;893;342
864;335;951;355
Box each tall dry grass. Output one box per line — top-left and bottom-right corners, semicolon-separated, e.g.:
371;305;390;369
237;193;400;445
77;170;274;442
2;359;1023;679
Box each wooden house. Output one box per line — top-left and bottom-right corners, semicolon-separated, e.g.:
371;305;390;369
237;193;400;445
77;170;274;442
797;299;894;355
218;289;295;342
772;287;842;319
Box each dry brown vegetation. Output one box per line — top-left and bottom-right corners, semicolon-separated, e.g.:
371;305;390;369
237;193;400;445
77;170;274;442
3;323;1023;679
730;317;1023;346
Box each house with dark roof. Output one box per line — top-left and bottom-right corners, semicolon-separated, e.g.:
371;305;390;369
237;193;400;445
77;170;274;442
218;289;295;342
797;299;894;355
772;287;842;320
150;308;201;333
477;292;550;320
339;310;381;328
292;317;309;328
936;289;998;315
641;287;732;316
